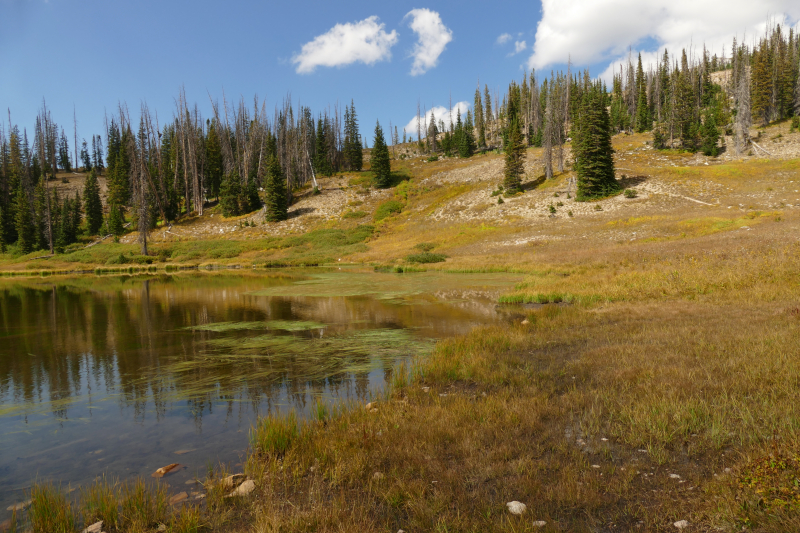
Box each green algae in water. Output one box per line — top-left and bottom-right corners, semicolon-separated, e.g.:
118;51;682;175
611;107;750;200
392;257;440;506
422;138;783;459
186;320;327;332
131;328;432;405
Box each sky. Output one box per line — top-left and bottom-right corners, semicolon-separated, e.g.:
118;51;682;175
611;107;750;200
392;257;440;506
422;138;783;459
2;0;799;150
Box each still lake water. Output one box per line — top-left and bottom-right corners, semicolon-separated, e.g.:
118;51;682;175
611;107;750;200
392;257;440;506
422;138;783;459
0;268;522;513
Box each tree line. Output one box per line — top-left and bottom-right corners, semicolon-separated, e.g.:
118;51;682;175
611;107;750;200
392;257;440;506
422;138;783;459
0;94;365;255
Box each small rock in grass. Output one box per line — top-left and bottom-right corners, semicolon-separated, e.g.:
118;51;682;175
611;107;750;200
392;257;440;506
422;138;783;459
591;465;600;469
533;521;547;527
81;521;104;533
669;474;681;479
521;319;530;325
674;520;689;529
422;386;430;392
225;479;255;498
506;501;527;515
169;492;188;505
366;402;377;411
5;500;31;512
373;472;385;481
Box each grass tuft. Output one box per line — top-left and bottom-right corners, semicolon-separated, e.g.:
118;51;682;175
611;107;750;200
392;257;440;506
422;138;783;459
29;483;75;533
251;411;299;457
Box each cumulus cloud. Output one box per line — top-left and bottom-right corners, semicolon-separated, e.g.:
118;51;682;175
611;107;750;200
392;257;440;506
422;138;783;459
527;0;800;78
403;102;470;139
497;33;513;44
405;8;453;76
512;40;527;55
292;16;398;74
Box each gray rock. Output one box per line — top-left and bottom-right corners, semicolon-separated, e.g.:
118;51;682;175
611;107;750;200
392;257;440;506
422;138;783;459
674;520;689;529
506;501;527;515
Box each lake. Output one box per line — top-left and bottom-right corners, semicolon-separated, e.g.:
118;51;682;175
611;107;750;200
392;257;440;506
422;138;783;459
0;268;522;513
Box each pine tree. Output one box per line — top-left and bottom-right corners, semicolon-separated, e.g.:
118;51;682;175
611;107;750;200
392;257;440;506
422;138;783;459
264;156;288;222
574;82;618;201
474;87;486;148
219;172;242;217
314;117;332;176
34;181;48;250
83;168;103;235
635;54;650;132
460;111;476;158
751;44;772;126
484;85;493;145
0;205;5;253
503;83;526;194
14;182;34;254
81;139;91;170
371;121;391;189
205;121;223;200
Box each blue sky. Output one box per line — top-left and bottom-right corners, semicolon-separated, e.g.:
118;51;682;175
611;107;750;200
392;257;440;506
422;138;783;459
2;0;798;148
1;0;545;145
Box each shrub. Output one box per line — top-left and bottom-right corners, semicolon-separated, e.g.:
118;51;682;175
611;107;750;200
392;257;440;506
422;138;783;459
624;188;638;198
548;205;557;214
556;202;564;206
414;242;435;252
427;155;439;162
406;252;447;264
568;210;574;217
312;186;321;195
497;197;504;204
791;116;800;132
342;210;368;219
594;204;603;211
374;200;404;221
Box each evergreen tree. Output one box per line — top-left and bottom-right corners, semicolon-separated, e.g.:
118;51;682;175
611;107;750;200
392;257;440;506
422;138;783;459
14;182;34;254
314;117;333;176
460;111;476;158
107;204;124;235
205;120;223;200
474;87;486;148
0;205;5;253
484;85;493;145
574;82;618;200
700;109;720;156
635;54;650;132
264;156;288;222
371;121;391;189
34;181;49;250
58;129;71;172
219;172;242;217
751;44;772;126
83;168;103;235
80;139;91;170
503;83;526;194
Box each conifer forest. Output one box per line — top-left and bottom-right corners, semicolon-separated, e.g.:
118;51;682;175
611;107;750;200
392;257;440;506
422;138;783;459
1;26;798;258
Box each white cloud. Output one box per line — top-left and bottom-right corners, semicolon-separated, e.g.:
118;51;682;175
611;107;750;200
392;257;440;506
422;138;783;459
527;0;800;79
405;9;453;76
497;33;513;44
292;16;398;74
403;102;470;139
512;40;527;55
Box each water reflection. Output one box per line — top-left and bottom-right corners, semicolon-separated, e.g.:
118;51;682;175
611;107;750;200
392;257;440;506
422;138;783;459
0;269;519;512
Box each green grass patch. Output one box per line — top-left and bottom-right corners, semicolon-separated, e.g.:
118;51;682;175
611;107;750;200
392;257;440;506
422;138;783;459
342;210;368;219
374;200;404;222
405;252;447;264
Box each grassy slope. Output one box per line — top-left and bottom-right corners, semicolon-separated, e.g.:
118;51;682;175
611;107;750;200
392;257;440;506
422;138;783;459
6;123;800;532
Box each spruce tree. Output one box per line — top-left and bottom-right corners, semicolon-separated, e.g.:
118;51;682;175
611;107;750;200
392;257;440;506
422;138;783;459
700;110;720;156
81;139;92;170
0;205;5;253
314;117;332;176
474;87;486;149
371;121;391;189
205;121;223;200
264;156;288;222
34;181;48;250
460;111;476;158
219;172;242;217
503;101;525;194
83;168;103;235
14;183;34;254
574;82;618;201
